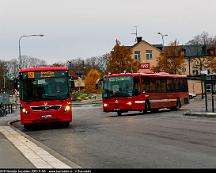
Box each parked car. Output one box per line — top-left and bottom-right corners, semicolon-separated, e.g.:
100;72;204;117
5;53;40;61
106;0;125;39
189;92;197;99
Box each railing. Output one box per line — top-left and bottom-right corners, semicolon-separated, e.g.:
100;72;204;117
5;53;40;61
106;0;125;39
0;104;14;117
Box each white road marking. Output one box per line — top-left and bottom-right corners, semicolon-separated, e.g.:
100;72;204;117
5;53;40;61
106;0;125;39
0;126;81;169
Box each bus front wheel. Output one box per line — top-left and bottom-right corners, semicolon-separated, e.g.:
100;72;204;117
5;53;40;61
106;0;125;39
24;124;32;130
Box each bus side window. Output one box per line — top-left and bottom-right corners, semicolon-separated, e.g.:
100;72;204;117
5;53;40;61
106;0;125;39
167;79;172;92
141;77;150;93
149;78;156;93
160;79;166;93
155;79;161;93
133;76;140;96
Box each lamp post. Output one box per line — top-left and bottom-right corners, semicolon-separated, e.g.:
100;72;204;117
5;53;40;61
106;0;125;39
18;34;44;69
157;32;168;51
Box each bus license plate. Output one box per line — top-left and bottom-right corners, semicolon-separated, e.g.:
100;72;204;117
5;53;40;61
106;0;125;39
114;108;120;111
41;115;52;118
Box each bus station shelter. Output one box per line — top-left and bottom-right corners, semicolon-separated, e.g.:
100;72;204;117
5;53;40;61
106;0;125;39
188;74;216;112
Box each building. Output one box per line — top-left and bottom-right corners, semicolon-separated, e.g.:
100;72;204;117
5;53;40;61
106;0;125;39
126;37;162;73
123;37;215;95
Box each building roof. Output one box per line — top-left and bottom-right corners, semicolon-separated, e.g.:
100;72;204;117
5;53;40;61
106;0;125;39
182;45;209;57
163;45;211;58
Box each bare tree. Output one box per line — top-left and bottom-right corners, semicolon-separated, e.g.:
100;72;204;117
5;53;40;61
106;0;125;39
187;32;214;74
6;59;19;79
20;55;47;68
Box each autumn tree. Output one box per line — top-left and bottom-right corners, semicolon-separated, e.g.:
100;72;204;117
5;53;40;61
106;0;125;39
208;40;216;72
210;58;216;73
152;40;185;74
84;69;101;93
106;41;140;74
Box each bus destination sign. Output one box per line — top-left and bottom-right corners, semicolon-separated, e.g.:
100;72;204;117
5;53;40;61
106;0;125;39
40;71;55;78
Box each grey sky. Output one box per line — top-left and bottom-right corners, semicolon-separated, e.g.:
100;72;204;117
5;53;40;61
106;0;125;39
0;0;216;64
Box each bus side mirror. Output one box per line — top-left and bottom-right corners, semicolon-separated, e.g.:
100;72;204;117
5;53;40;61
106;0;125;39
96;78;103;90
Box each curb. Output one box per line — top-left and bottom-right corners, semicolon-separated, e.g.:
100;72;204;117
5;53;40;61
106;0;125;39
8;118;82;168
184;111;216;117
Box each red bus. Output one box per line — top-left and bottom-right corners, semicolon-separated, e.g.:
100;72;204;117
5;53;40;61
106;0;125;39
19;66;72;129
100;72;189;116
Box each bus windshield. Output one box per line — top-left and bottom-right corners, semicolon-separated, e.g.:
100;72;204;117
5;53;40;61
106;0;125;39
102;76;133;98
19;70;70;102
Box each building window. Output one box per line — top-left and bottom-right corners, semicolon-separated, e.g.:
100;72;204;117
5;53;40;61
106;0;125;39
192;70;199;75
134;51;141;60
146;50;153;59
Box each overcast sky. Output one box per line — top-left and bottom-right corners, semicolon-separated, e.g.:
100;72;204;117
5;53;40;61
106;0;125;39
0;0;216;64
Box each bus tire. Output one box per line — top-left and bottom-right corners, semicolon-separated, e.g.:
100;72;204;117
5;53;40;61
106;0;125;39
151;108;159;113
143;100;150;114
62;122;70;127
24;124;31;130
117;111;122;116
171;98;181;111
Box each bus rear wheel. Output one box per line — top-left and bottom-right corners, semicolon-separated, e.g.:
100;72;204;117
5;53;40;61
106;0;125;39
171;98;181;111
117;111;122;116
143;101;150;114
151;108;159;113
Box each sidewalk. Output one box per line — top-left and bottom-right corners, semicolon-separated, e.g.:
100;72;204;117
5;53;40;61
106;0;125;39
184;96;216;117
72;95;102;106
0;111;35;168
0;130;35;168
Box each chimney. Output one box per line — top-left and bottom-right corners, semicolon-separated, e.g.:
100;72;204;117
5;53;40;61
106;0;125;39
136;37;142;43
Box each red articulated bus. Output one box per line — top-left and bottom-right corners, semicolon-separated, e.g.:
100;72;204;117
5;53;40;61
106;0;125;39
19;66;72;129
100;72;189;116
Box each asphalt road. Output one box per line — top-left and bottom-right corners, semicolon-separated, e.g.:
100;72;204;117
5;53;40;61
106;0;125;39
12;105;216;168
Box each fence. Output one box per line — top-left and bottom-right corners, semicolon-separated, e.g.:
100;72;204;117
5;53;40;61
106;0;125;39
0;93;16;117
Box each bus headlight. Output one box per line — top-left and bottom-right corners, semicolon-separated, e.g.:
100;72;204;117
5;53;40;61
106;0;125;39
64;105;71;112
103;103;108;107
126;101;132;106
22;108;28;114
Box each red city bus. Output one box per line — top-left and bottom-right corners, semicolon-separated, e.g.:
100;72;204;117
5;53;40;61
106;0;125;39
100;72;189;116
19;66;72;129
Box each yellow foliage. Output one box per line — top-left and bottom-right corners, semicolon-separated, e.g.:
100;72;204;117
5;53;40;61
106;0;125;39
152;40;185;74
84;69;101;93
106;42;140;73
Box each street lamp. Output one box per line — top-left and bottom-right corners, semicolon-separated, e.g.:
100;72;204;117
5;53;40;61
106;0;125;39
157;32;168;51
18;34;44;69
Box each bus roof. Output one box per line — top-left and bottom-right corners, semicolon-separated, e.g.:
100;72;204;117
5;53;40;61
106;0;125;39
19;66;69;73
103;72;187;78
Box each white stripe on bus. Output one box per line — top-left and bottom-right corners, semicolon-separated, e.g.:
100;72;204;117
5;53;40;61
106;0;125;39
149;99;177;103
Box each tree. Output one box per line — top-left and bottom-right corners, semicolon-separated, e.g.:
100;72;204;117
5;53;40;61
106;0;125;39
0;60;7;90
152;40;185;74
208;40;216;72
210;57;216;73
84;69;101;93
20;55;47;68
6;59;19;79
67;58;85;78
106;41;140;74
187;32;215;74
